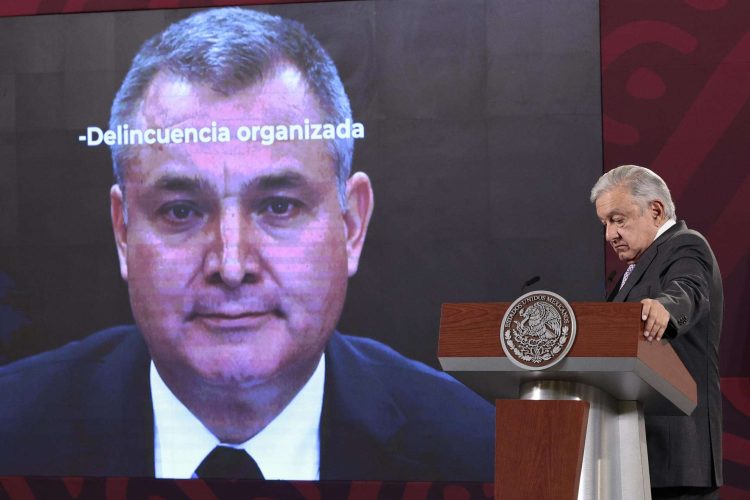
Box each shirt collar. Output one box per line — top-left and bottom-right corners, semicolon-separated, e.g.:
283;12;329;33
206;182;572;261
151;354;325;480
654;218;676;242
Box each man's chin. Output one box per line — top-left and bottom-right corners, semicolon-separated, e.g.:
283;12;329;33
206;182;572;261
190;342;283;383
188;343;313;388
615;250;632;261
194;359;284;389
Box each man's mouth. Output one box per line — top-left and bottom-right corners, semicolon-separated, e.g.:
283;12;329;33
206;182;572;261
188;304;284;330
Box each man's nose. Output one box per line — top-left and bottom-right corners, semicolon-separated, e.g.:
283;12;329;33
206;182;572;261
604;222;618;242
205;204;259;288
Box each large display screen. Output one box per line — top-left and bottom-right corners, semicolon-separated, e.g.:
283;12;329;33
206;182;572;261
0;0;603;480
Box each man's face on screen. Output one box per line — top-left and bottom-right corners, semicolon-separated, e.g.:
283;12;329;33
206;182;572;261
110;66;369;389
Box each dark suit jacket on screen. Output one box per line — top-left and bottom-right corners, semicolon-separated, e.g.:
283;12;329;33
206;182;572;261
608;221;722;488
0;327;494;481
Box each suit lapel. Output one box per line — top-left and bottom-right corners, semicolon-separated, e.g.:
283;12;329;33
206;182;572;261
607;274;624;302
112;330;156;476
77;327;155;476
612;251;655;302
611;221;683;302
319;333;416;480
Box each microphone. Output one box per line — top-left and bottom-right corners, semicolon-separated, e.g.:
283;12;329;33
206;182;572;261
607;270;617;283
520;275;540;292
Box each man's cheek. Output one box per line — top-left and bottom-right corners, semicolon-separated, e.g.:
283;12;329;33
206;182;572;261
284;276;339;328
132;242;196;274
270;240;318;270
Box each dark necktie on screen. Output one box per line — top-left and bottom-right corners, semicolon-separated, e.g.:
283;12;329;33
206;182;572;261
619;263;636;290
195;446;264;479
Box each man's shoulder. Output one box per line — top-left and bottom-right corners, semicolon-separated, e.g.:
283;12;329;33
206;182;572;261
658;222;720;274
324;332;494;480
327;332;494;432
0;325;147;416
661;221;712;251
0;325;143;378
0;326;153;476
329;332;487;404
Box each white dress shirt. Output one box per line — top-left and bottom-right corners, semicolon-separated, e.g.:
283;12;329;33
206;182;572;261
655;218;676;241
151;354;325;480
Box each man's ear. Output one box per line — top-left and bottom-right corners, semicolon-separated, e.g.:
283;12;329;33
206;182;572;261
648;199;666;225
110;184;129;281
343;172;374;277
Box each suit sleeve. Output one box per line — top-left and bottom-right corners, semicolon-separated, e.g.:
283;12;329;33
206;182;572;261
654;233;713;339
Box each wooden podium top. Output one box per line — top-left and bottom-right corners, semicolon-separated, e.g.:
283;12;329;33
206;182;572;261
438;302;697;416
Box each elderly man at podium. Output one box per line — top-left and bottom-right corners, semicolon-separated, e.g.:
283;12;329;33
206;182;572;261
591;165;723;499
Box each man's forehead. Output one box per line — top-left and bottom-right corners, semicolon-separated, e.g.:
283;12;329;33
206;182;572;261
118;63;337;188
135;65;318;129
123;141;336;193
147;168;317;197
596;186;634;215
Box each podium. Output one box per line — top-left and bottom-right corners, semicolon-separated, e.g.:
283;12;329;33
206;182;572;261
438;301;697;500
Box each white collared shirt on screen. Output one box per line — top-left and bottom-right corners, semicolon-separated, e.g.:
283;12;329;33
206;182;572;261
150;354;325;480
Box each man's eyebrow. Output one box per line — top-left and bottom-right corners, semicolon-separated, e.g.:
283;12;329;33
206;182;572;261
153;175;217;196
242;171;309;193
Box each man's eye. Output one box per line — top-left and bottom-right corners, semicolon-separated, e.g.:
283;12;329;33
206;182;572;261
159;202;203;223
261;197;301;217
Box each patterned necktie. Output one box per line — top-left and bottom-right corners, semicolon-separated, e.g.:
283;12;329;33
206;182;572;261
619;263;636;290
195;446;264;479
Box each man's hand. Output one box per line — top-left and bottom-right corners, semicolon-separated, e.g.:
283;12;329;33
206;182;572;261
640;298;670;342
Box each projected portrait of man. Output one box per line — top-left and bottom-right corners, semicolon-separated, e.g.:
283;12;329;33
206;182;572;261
0;8;493;481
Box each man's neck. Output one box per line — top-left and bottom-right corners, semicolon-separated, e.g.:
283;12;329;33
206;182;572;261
154;353;323;443
626;219;676;265
151;355;325;479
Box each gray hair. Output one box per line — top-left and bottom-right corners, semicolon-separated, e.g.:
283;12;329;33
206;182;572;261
109;7;353;207
590;165;676;220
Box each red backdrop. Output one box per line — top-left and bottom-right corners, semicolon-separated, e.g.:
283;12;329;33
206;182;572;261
0;0;747;498
601;2;750;497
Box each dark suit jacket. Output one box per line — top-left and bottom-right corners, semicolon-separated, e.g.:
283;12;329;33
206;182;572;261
0;326;494;481
608;221;722;488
